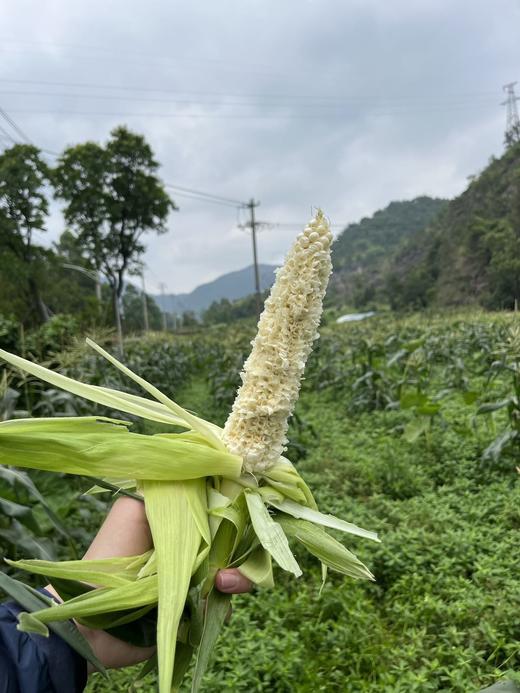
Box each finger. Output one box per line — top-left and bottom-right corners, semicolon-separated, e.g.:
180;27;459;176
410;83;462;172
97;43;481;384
215;568;253;594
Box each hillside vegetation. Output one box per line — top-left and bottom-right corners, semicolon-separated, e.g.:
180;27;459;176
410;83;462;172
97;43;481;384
331;142;520;312
329;197;447;306
389;143;520;310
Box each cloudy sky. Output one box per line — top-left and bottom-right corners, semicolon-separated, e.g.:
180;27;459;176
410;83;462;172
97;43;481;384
1;0;519;295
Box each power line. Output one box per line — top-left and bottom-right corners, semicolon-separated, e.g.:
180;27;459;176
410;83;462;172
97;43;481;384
0;108;268;326
0;109;345;240
0;106;32;143
3;101;499;121
0;104;59;159
0;107;246;210
0;108;280;306
164;183;245;207
0;88;499;111
40;148;60;157
0;121;17;145
167;190;241;208
0;39;280;79
0;77;499;105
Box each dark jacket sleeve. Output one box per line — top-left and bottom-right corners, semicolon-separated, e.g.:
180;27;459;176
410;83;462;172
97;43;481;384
0;592;88;693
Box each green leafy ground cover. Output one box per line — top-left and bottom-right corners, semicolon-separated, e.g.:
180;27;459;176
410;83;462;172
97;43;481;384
1;311;519;691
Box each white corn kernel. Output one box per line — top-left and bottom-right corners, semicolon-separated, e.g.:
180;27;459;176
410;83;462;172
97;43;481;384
222;209;333;474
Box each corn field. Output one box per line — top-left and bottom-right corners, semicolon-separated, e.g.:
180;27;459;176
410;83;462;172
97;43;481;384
0;310;519;692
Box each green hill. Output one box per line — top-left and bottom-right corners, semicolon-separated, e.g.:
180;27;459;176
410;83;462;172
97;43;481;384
387;143;520;310
329;196;447;306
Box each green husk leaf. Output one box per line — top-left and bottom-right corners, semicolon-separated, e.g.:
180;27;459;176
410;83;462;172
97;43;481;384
185;479;211;547
84;606;158;648
143;479;204;693
208;493;251;578
49;577;94;602
83;477;142;500
238;546;274;588
207;487;231;539
18;611;49;636
172;642;196;691
0;417;242;481
0;347;188;428
263;459;318;509
206;518;236;594
132;653;158;690
201;492;249;589
187;587;205;648
320;563;328;595
137;550;158;579
24;574;158;624
259;479;307;504
192;544;211;578
0;571;107;676
86;339;224;449
208;504;243;531
257;486;285;505
266;497;380;542
245;491;302;577
278;517;374;580
6;552;152;587
191;588;232;693
80;603;153;630
0;415;128;432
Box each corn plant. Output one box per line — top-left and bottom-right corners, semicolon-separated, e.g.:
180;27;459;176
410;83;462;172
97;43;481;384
477;325;520;462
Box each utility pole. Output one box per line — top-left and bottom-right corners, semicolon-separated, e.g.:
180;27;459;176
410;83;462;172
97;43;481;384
159;282;168;331
501;82;520;146
247;199;262;317
141;272;149;333
114;291;124;358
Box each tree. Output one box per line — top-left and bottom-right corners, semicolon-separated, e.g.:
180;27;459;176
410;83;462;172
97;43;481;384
181;310;199;328
203;292;267;325
505;122;520;149
0;144;51;322
480;218;520;308
203;298;233;325
122;284;162;332
53;126;176;341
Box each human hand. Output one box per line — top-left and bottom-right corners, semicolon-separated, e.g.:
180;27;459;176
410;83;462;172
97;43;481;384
46;496;252;672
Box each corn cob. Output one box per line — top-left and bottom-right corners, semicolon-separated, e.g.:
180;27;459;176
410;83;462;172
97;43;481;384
223;209;333;473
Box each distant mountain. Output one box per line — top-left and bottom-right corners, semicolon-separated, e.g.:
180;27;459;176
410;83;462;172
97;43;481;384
329;196;448;305
152;264;278;315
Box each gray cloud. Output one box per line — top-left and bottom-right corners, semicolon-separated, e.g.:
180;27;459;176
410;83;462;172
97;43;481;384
1;0;519;292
